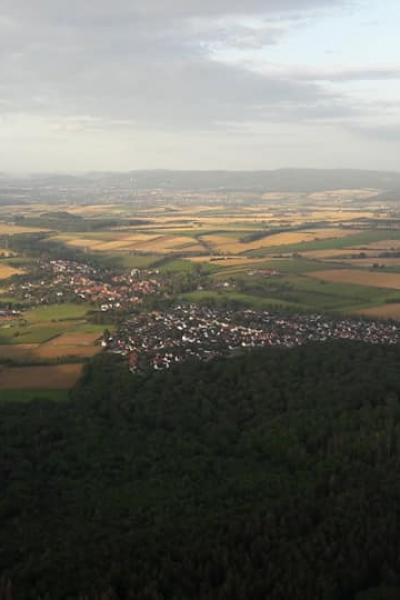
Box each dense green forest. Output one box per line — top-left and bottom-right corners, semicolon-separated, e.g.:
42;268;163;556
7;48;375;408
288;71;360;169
2;342;400;599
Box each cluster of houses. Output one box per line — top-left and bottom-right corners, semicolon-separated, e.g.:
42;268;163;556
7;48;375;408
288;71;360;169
7;259;162;310
0;308;21;321
104;305;400;372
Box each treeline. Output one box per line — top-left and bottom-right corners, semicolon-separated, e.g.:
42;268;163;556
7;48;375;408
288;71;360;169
2;342;400;598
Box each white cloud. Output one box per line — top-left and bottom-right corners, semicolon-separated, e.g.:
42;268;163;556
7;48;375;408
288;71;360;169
0;0;399;171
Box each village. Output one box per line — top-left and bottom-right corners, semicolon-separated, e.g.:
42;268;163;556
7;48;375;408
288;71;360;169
104;305;400;371
3;257;400;375
5;259;162;310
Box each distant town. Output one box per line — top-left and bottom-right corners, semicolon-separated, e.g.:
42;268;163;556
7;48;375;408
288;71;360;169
7;259;162;310
104;305;400;372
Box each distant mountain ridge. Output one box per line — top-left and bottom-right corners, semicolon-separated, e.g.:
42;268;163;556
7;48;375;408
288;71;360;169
29;168;400;191
1;169;400;202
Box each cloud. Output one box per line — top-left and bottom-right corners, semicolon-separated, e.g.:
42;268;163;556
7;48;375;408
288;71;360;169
256;64;400;82
1;0;348;20
349;123;400;142
1;0;400;172
0;0;354;131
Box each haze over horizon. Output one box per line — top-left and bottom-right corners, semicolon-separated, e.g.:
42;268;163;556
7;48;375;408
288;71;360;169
1;0;399;173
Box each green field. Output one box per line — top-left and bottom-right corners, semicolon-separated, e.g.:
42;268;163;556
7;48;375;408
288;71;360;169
24;303;89;322
182;289;300;310
0;303;110;346
0;322;74;344
111;253;162;269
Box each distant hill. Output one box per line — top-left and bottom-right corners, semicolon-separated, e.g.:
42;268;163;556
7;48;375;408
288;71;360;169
1;168;400;194
114;168;400;192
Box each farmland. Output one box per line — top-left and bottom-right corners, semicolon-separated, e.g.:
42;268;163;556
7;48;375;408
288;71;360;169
2;193;400;319
307;269;400;290
0;300;104;397
0;364;83;389
0;264;24;280
1;184;400;396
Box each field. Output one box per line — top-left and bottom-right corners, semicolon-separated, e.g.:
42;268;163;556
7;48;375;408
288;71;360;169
0;302;107;394
0;264;24;280
307;270;400;291
0;333;101;362
0;364;83;389
1;186;400;400
357;304;400;319
0;222;48;235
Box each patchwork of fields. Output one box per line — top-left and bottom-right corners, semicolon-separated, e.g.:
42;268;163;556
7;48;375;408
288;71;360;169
1;188;400;398
0;302;104;399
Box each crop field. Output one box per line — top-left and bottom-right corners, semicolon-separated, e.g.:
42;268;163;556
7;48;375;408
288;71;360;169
340;258;400;269
349;239;400;251
307;270;400;290
357;304;400;319
0;264;24;280
0;301;104;389
301;248;381;260
0;344;36;361
0;334;101;363
0;364;83;390
0;222;48;235
200;228;360;255
23;303;89;322
2;189;400;331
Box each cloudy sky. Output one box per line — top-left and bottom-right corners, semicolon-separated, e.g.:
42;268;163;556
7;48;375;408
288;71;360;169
1;0;399;172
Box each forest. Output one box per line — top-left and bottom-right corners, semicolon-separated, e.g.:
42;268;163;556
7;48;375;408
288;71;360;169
2;342;400;599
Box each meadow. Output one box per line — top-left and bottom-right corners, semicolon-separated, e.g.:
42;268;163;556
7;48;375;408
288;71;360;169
0;301;105;397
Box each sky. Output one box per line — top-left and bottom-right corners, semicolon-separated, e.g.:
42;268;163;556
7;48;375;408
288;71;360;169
0;0;399;173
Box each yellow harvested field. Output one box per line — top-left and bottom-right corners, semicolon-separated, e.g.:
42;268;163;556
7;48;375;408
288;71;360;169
136;236;199;253
93;235;160;252
308;269;400;290
116;234;160;242
202;229;359;254
0;223;48;235
0;364;83;389
95;240;138;251
63;238;105;250
179;243;207;253
350;240;400;251
357;304;400;319
0;264;24;280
